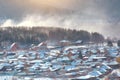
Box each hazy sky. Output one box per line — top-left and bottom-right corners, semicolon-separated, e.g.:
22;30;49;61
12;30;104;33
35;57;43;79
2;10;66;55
0;0;120;38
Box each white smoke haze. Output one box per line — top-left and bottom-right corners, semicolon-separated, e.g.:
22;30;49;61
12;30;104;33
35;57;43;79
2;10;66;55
0;0;120;38
0;14;109;36
0;15;118;38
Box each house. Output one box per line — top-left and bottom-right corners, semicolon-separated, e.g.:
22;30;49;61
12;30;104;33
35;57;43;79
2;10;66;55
31;42;50;52
59;40;71;47
74;40;83;45
10;42;19;51
88;70;102;77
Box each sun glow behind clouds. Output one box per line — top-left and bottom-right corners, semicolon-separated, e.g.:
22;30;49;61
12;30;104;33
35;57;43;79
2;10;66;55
28;0;73;9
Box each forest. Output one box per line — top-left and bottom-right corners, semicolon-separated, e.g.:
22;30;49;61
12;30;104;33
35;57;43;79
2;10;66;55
0;27;105;44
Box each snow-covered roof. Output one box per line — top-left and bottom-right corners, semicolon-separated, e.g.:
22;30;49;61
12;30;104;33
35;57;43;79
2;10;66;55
88;70;102;77
60;40;70;43
15;64;24;68
62;57;70;61
75;40;82;44
29;60;43;63
64;45;87;52
65;72;77;76
98;67;107;73
10;42;17;48
71;60;81;66
101;63;112;69
76;75;94;79
111;69;120;77
64;65;76;71
92;57;106;60
105;61;119;66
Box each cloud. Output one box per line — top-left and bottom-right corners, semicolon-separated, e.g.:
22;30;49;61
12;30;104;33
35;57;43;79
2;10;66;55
0;0;98;18
0;13;108;35
0;0;120;38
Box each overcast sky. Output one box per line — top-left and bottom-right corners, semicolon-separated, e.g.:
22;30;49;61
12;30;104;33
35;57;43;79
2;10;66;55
0;0;120;38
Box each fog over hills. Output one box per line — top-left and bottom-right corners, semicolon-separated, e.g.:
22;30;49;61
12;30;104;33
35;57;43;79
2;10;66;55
0;0;120;38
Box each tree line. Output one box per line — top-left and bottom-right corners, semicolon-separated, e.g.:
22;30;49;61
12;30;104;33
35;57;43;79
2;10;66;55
0;27;105;44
